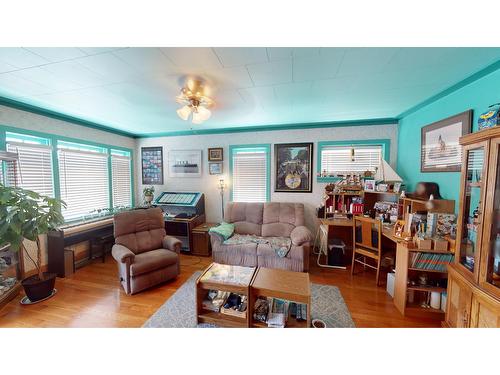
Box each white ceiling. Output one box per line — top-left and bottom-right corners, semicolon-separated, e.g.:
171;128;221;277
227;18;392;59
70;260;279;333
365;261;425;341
0;47;499;136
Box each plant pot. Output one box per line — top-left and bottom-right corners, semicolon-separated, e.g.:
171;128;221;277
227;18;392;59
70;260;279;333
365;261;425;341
21;272;56;302
144;195;154;203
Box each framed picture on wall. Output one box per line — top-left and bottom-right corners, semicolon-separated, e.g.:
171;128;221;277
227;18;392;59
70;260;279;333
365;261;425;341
421;110;472;172
168;150;202;177
141;146;163;185
209;162;223;175
274;143;313;193
208;147;223;161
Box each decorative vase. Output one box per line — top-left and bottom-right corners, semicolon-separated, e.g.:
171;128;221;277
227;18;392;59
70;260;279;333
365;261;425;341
144;194;154;204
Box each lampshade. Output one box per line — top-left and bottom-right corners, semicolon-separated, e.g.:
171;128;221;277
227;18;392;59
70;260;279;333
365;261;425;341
192;106;211;124
197;105;211;121
176;105;191;121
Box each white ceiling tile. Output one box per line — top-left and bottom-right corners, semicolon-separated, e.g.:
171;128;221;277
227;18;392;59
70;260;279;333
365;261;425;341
337;48;399;76
205;66;253;90
292;54;344;82
13;67;83;92
293;48;321;58
76;53;139;83
213;47;268;67
24;47;87;62
0;74;50;97
0;60;16;73
160;47;222;71
42;60;108;87
267;48;293;61
78;47;123;55
113;47;177;76
246;60;292;86
0;48;49;69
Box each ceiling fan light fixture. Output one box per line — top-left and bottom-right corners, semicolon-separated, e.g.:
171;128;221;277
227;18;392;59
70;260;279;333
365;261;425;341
176;105;191;121
176;79;214;124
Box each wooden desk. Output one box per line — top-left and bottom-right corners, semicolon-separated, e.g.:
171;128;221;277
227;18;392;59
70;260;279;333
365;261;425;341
320;218;400;243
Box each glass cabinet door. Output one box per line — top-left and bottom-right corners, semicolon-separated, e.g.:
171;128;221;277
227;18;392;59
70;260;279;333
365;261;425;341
482;140;500;296
458;145;486;278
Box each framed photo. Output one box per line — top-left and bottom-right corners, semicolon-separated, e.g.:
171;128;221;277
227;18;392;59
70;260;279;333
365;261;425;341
209;162;223;175
421;110;472;172
393;182;402;193
141;146;163;185
208;147;223;161
364;179;375;192
168;150;202;177
274;143;313;193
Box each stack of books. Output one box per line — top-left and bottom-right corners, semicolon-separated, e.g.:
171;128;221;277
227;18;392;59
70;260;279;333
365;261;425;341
409;252;454;272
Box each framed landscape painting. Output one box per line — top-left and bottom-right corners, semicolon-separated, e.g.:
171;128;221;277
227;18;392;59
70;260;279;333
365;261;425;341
168;150;202;177
274;143;313;193
141;146;163;185
421;110;472;172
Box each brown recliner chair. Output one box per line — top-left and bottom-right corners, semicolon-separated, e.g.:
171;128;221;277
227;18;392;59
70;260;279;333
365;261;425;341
112;208;182;295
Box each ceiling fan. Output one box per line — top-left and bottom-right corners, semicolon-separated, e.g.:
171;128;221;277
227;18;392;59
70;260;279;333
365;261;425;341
175;78;214;124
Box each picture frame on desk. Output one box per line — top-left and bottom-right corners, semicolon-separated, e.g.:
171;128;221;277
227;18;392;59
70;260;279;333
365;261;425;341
393;182;402;193
364;179;375;192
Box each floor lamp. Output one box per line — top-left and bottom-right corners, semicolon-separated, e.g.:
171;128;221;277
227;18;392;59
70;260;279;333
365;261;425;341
218;178;226;222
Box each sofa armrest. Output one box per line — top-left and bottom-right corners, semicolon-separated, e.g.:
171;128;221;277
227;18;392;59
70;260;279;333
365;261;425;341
209;232;224;246
290;226;313;246
163;235;182;254
112;244;135;263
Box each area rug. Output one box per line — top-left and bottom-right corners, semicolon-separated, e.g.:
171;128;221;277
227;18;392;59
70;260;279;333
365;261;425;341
143;272;355;328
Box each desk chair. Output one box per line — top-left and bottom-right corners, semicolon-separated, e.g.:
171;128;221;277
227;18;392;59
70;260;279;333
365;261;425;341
317;223;347;269
351;216;383;285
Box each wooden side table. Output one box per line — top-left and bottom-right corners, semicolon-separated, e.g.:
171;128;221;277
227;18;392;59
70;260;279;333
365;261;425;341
191;223;218;257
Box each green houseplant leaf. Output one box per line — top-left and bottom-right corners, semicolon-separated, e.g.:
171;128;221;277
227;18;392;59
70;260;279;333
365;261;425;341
0;185;66;280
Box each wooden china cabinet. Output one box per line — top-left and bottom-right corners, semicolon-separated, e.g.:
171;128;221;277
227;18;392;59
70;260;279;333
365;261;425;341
445;127;500;327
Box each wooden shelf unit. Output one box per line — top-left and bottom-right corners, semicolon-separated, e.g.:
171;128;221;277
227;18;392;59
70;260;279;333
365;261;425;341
444;127;500;327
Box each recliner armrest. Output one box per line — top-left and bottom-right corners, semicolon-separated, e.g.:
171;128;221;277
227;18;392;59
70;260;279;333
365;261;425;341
163;235;182;254
290;226;313;246
112;244;135;263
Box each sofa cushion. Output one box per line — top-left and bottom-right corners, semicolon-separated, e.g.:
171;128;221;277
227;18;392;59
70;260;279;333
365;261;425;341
257;243;305;261
224;202;263;235
261;203;305;237
130;249;178;277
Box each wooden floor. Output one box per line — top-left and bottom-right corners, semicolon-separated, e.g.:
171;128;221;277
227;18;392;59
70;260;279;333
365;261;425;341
0;253;440;328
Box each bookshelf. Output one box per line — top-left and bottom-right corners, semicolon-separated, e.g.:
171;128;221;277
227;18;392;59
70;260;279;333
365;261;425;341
393;242;454;320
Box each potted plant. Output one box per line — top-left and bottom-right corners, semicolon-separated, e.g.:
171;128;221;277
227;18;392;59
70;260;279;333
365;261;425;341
143;186;155;205
0;185;65;302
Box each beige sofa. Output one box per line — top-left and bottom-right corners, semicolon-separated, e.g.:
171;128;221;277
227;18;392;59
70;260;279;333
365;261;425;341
112;208;182;294
209;202;313;272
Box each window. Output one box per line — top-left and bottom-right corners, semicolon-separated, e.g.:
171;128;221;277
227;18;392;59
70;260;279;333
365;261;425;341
5;132;54;197
111;149;132;207
230;145;270;203
318;140;390;180
58;142;109;221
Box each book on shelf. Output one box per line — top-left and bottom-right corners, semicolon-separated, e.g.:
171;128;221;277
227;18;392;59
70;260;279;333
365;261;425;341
409;252;454;272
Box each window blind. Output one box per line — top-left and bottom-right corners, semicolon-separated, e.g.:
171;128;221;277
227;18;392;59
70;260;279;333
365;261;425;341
320;145;382;175
6;141;54;197
232;148;269;203
111;154;132;207
58;147;109;221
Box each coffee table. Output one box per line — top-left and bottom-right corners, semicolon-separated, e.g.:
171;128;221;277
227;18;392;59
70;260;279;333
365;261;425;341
250;267;311;328
196;263;311;328
196;262;256;327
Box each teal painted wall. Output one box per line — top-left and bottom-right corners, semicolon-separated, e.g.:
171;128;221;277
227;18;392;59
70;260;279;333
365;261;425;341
397;67;500;205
